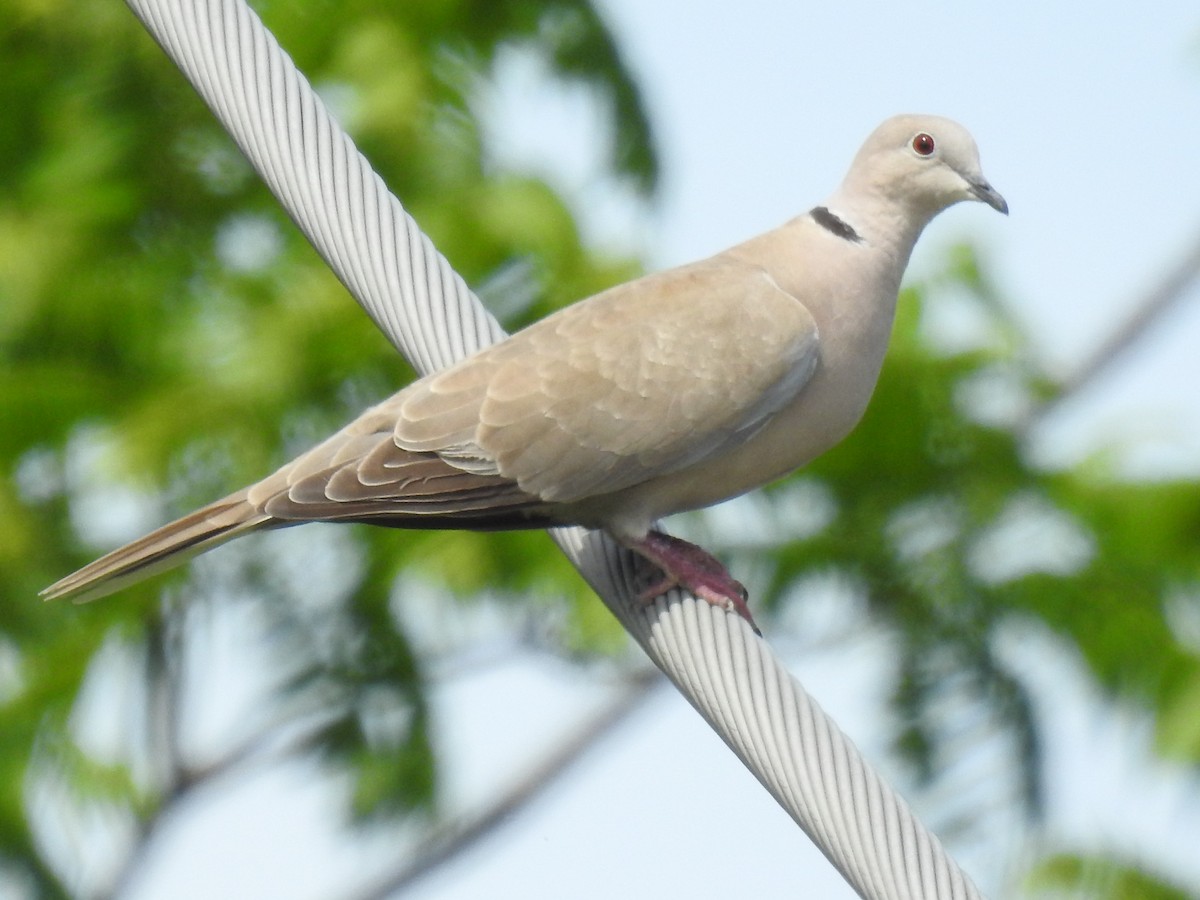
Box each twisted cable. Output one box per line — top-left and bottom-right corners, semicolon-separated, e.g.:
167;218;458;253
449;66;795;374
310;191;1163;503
121;2;985;896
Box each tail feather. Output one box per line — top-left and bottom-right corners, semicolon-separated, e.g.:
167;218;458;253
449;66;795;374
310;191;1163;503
41;430;559;604
40;492;271;604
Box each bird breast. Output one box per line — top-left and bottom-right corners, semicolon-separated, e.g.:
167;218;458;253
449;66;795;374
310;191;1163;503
589;251;904;538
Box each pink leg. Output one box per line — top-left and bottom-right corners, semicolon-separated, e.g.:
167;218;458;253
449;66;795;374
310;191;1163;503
621;530;760;635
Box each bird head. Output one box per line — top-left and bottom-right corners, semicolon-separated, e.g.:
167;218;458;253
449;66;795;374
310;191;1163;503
841;115;1008;224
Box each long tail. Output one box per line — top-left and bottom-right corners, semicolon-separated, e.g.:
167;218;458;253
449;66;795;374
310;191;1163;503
41;412;556;605
40;492;272;604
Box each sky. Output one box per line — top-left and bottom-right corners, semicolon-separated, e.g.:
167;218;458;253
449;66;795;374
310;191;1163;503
112;1;1200;898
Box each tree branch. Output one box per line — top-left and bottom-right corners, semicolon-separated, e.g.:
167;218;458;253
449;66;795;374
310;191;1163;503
1036;225;1200;421
99;698;335;900
347;671;660;900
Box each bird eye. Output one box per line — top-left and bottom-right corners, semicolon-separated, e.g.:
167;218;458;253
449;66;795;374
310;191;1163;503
912;133;936;156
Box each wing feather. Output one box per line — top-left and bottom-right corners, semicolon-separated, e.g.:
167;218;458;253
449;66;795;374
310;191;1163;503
245;253;819;524
392;255;820;504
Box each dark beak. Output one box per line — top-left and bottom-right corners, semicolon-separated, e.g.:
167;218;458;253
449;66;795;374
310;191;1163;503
969;179;1009;215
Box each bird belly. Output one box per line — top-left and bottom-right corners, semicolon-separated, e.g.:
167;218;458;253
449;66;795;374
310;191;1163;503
585;360;877;539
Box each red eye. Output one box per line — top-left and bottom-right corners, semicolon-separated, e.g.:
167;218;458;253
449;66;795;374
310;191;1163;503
912;132;936;156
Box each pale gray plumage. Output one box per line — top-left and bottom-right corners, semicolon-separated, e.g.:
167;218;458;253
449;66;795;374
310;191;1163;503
43;115;1007;622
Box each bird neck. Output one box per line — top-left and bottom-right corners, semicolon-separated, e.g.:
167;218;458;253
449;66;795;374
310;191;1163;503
820;188;931;270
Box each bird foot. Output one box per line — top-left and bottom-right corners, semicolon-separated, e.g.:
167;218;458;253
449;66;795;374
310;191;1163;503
623;530;760;635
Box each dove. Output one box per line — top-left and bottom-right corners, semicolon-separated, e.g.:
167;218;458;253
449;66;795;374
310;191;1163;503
42;114;1007;630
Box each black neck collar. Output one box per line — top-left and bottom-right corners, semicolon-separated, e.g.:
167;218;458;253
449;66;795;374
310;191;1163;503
810;206;863;244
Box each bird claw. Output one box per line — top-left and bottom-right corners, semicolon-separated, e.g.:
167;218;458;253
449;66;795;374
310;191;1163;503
626;531;761;636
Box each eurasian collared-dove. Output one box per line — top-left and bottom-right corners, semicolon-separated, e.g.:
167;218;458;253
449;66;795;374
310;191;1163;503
42;115;1007;629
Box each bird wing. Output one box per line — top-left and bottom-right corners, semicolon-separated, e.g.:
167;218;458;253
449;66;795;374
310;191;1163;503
245;415;552;528
391;254;821;504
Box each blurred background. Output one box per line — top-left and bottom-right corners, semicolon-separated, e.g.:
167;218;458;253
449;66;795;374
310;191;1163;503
3;1;1200;897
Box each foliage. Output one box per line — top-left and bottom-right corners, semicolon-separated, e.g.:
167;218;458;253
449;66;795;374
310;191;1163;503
743;245;1200;829
1;1;651;895
1026;853;1194;900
